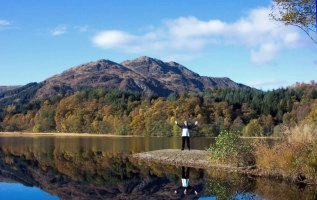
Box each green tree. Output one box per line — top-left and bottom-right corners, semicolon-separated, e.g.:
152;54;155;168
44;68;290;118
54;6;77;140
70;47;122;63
243;119;264;137
209;130;254;166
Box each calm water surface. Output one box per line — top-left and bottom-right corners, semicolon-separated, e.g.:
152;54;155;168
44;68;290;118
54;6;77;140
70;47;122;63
0;136;316;200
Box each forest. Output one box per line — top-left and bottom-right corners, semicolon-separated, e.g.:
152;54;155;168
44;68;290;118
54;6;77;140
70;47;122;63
0;82;316;137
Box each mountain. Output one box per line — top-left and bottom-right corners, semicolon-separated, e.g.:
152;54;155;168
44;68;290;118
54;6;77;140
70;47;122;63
0;56;248;105
122;56;246;92
0;86;20;93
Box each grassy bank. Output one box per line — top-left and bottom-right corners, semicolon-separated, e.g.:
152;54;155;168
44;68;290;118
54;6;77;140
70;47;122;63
209;124;317;184
255;124;317;184
133;125;317;184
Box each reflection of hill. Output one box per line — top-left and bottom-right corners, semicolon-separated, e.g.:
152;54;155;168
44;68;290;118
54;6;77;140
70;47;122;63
0;146;207;200
0;139;316;200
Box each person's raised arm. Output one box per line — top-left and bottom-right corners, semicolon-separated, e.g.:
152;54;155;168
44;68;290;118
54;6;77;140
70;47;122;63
189;121;198;129
173;185;182;194
175;121;182;128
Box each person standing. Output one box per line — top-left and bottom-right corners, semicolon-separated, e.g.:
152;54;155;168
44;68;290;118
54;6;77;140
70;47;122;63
175;120;198;150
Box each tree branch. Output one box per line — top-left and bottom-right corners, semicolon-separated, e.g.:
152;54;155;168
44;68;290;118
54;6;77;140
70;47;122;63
290;24;317;43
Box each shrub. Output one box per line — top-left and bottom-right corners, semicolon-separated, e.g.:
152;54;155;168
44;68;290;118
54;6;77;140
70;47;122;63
256;141;317;182
32;124;42;132
256;124;317;182
200;125;218;137
115;124;130;135
285;124;317;143
208;130;255;167
272;124;284;137
243;119;263;137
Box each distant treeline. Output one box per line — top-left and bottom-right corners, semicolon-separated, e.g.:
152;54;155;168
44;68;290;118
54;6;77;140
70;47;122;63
0;82;317;136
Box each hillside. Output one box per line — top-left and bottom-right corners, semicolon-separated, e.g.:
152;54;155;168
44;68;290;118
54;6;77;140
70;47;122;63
122;56;245;92
0;56;247;105
0;79;316;136
0;86;20;93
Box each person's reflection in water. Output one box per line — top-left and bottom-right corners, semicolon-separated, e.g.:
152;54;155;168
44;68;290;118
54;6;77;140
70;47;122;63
174;166;198;196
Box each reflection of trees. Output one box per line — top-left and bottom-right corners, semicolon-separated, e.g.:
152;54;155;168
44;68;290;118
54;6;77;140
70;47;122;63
0;144;317;199
254;179;317;200
205;169;256;200
0;146;206;199
204;168;317;200
0;149;123;199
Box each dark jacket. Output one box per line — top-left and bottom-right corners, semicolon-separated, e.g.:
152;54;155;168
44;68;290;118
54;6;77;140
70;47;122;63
176;123;197;130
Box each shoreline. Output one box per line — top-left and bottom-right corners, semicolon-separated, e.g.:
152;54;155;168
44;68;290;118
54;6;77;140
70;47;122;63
0;132;281;139
0;132;141;137
132;149;316;185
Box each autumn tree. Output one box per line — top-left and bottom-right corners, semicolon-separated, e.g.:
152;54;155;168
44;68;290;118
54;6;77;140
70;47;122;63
271;0;317;43
243;119;264;137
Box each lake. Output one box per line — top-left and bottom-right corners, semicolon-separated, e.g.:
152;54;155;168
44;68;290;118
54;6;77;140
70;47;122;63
0;136;316;200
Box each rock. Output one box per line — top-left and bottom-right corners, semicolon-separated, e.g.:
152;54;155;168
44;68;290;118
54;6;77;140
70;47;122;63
131;149;211;169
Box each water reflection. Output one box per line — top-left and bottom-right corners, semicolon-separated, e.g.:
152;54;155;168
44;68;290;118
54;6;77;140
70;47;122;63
0;136;213;154
0;136;316;200
0;183;58;200
174;167;200;198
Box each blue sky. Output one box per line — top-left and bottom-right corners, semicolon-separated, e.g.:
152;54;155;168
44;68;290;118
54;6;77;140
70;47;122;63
0;0;316;90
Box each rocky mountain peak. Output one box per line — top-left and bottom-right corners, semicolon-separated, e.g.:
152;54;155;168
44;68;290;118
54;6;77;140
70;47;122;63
0;56;249;103
121;56;166;71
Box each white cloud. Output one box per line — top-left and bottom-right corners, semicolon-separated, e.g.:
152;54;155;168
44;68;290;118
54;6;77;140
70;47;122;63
166;17;226;37
251;43;280;65
248;79;289;89
0;19;10;26
92;30;136;49
0;19;11;31
50;25;67;36
92;6;302;63
284;32;300;44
